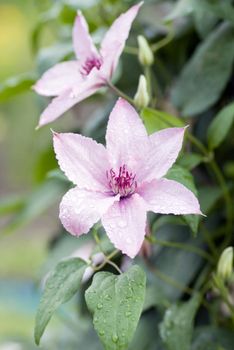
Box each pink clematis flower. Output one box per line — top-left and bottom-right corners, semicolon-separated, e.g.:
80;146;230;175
33;3;142;128
53;98;202;258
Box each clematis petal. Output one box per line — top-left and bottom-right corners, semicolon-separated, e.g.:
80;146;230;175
138;178;202;215
101;193;147;258
138;127;186;182
37;76;101;127
60;187;119;236
33;61;82;97
53;131;110;191
106;98;149;173
100;42;122;79
73;11;99;63
100;2;143;75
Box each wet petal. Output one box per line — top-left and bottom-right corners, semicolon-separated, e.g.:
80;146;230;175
53;131;110;191
100;3;142;75
139;127;186;182
60;187;119;236
102;193;147;258
37;77;101;127
100;42;122;79
33;61;82;97
138;178;202;215
106;98;149;174
73;11;99;63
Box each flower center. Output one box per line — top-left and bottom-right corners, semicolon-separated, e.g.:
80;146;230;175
106;165;137;198
81;57;102;76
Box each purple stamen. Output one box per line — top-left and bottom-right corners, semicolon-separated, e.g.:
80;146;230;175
106;164;137;197
81;57;102;76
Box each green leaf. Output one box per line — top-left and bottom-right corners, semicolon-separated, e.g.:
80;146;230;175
143;285;170;312
165;0;193;21
192;0;234;25
198;185;222;214
46;168;71;183
166;0;234;26
178;152;203;170
159;294;200;350
192;326;234;350
147;225;204;301
0;73;36;102
85;265;146;350
172;23;234;116
34;258;87;345
207;102;234;150
141;107;184;134
166;165;200;235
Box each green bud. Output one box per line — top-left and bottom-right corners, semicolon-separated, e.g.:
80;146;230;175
217;247;233;281
137;35;154;66
134;75;150;109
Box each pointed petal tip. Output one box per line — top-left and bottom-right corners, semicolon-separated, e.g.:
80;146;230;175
51;129;60;138
116;96;133;108
137;1;144;8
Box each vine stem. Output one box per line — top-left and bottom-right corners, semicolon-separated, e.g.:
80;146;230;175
107;81;135;105
144;65;152;101
93;249;121;274
147;236;214;264
151;25;174;53
209;160;233;249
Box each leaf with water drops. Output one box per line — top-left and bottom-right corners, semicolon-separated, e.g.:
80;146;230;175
159;294;200;350
34;257;87;345
85;265;146;350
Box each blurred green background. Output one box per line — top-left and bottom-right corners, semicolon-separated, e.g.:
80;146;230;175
0;0;57;346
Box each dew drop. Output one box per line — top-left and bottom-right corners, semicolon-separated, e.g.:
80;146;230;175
118;220;127;228
125;311;132;317
99;330;105;336
112;334;119;343
97;303;103;310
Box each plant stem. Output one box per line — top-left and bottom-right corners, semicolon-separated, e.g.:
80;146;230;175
93;249;121;274
147;236;214;264
107;81;135;105
144;65;152;101
209;160;233;249
200;223;219;258
151;25;174;53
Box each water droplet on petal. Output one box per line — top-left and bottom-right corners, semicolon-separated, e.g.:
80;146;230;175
118;220;127;228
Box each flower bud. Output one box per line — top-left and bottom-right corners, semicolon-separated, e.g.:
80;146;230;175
137;35;154;66
134;75;150;109
217;247;233;282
